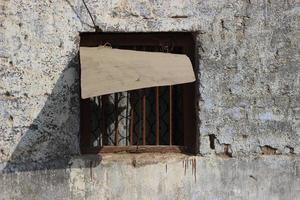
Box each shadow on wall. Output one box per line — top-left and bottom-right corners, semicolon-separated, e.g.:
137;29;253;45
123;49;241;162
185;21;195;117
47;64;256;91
2;54;101;173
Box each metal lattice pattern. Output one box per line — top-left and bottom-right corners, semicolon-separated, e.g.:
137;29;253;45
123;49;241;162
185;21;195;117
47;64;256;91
87;85;183;147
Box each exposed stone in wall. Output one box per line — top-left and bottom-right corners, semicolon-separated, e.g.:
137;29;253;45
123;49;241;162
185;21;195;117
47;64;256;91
0;0;299;164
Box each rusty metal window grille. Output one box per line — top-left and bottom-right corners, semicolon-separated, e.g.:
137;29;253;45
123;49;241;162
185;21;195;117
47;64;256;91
80;33;197;154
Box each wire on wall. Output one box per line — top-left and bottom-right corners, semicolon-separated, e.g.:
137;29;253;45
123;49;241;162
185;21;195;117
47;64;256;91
82;0;102;32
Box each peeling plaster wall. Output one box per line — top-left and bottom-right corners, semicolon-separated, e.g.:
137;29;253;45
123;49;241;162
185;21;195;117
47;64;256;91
0;0;299;199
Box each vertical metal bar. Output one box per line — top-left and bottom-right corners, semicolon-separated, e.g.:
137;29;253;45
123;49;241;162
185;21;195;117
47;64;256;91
138;90;142;145
125;92;129;146
114;93;119;146
141;46;147;146
130;46;137;146
169;86;173;145
101;95;108;146
156;87;160;145
129;92;134;145
98;96;101;146
80;99;91;150
142;89;146;145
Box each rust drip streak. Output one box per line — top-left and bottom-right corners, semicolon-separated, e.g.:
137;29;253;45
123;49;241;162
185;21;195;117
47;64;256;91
182;158;197;182
192;159;194;179
184;161;186;175
191;158;197;183
90;161;93;181
194;158;197;183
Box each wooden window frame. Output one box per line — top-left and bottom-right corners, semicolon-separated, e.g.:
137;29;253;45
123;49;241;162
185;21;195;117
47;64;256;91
79;32;199;154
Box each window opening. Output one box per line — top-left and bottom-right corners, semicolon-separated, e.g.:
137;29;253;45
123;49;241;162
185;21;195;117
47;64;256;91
80;32;197;154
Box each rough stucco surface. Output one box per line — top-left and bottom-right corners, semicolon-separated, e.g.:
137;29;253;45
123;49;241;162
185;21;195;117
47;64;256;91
0;155;300;200
0;0;299;199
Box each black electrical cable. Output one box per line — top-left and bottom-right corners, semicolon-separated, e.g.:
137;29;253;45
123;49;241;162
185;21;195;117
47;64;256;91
82;0;102;32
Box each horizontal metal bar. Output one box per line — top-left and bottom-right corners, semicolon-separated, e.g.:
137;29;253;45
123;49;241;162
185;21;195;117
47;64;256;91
81;146;187;154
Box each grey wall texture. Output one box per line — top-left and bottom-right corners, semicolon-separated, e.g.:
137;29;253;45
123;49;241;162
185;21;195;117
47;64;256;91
0;0;299;199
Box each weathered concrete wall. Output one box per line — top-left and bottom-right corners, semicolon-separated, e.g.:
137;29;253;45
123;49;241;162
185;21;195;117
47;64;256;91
0;0;299;199
1;155;300;200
